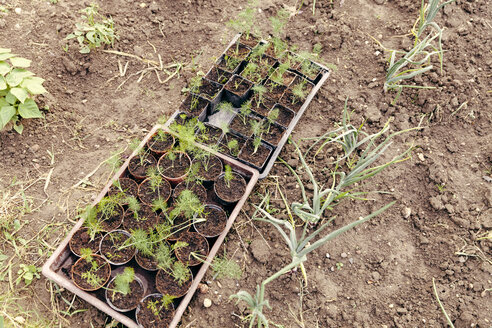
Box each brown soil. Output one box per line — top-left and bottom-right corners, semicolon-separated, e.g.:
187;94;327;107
214;172;247;204
205;66;233;85
71;255;110;291
265;80;287;101
225;43;251;60
166;212;191;242
194;205;227;238
251;96;276;117
216;55;241;73
100;231;135;265
173;181;208;204
174;232;209;267
107;178;139;199
135;251;158;271
263;124;286;146
224;75;252;96
155;269;192;298
97;204;124;232
198;79;222;101
128;153;157;180
2;0;491;327
107;278;144;311
122;204;160;231
276;70;297;86
179;94;209;117
146;132;174;155
273;104;295;127
137;178;172;206
69;228;102;257
238;139;272;169
137;294;175;328
218;133;246;158
238;34;261;48
229;114;255;138
279;89;304;113
158;152;191;181
291;75;314;94
196;124;223;146
194;155;223;182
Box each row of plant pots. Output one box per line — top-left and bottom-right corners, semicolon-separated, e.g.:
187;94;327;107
66;128;250;327
175;36;319;174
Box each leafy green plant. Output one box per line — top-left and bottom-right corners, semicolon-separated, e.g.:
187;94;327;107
66;3;118;53
265;107;279;132
383;0;456;102
251;85;267;108
81;205;104;240
155;242;191;286
79;248;107;288
112;267;135;297
223;165;234;188
16;264;41;286
0;48;47;133
218;101;235;115
212;254;242;280
170;189;205;219
226;0;259;40
249;120;264;153
290;80;308;104
227;139;240;157
146;294;175;316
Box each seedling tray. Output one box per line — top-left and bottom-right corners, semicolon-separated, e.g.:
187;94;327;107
42;125;259;328
174;33;331;179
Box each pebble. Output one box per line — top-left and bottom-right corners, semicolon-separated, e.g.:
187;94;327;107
349;258;354;264
401;207;411;219
371;271;381;280
341;252;348;258
203;298;212;308
198;283;209;294
31;144;40;152
325;253;330;258
417;153;425;161
15;8;22;14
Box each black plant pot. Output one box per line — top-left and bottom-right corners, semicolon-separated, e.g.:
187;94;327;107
223;75;253;107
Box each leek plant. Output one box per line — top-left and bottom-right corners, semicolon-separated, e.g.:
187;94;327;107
384;0;456;102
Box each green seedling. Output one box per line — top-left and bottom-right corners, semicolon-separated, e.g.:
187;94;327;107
291;80;308;104
238;103;252;125
266;107;279;132
146;294;175;316
227;139;240;157
251;85;267;108
383;0;456;103
218;101;235;115
111;267;135;297
170;189;205;219
212;254;242;280
0;48;47;133
66;3;118;53
156;242;191;286
16;264;41;286
79;248;107;288
226;0;259;40
223;165;234;188
249;120;264;153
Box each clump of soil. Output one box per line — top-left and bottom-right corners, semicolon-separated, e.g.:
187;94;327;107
272;104;295;127
138;178;172;206
206;66;233;85
135;252;158;271
225;75;252;97
262;124;286;146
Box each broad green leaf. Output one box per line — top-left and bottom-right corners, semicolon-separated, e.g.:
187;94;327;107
0;53;15;61
18;99;43;118
10;88;28;103
5;68;34;87
0;76;6;90
0;105;15;129
0;90;6;97
80;46;90;54
86;31;95;43
77;36;85;44
5;92;16;104
0;98;8;108
0;61;10;76
10;57;31;68
0;48;11;54
21;77;47;95
13;123;23;134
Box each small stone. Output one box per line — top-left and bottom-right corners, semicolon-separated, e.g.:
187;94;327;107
287;158;298;168
417;153;425;161
341;252;347;258
325;253;330;258
401;207;411;219
198;283;209;294
459;256;466;263
396;307;408;314
14;8;22;14
203;298;212;308
371;271;381;280
139;3;147;8
374;0;384;4
349;258;354;264
31;144;40;152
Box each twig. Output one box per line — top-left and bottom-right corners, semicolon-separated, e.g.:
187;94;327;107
432;278;455;328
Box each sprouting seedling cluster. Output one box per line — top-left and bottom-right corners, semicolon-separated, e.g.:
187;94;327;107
112;267;135;296
79;248;106;288
66;3;118;54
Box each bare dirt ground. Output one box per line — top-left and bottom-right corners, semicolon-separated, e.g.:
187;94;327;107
0;0;490;327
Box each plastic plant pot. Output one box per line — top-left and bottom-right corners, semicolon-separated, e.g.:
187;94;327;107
238;139;274;171
238;32;262;48
107;177;139;200
137;177;172;207
262;122;287;147
264;79;287;102
105;274;145;312
205;66;233;85
223;74;253;107
135;250;160;272
196;78;223;109
271;104;295;128
71;254;111;292
174;232;210;267
97;203;125;232
193;204;227;238
218;132;246;159
69;227;102;257
136;293;175;328
128;153;157;180
193;154;223;183
146;131;175;156
99;230;136;266
173;181;208;204
157;151;192;186
295;59;323;83
216;54;241;75
155;268;193;298
225;42;251;61
213;171;247;205
195;123;223;146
